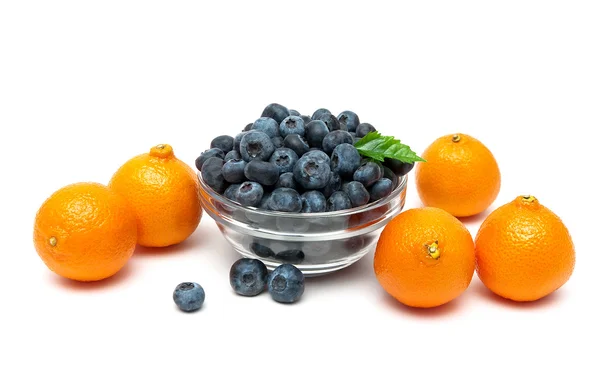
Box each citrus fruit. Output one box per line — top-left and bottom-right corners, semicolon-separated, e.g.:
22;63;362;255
109;144;202;248
374;207;475;308
416;133;501;217
475;195;575;302
33;182;137;281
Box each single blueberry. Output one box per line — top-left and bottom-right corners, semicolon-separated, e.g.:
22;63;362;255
283;134;310;157
240;131;275;162
229;258;268;297
222;159;247;183
320;172;342;199
236;181;264;207
289;109;301;116
244;160;280;186
384;158;415;176
225;150;241;162
268;188;302;212
356;123;377;138
331;143;361;178
303;149;330;164
271;136;284;148
269;147;299;174
322;130;354;154
210;135;234;153
195;148;225;171
300;115;312;124
293;155;332;190
251;242;275;258
252;117;280;138
369;178;393;202
224;183;241;202
173;282;205;312
279;115;305;138
261;103;291;125
301;190;327;213
319;113;347;132
343;181;370;207
353;161;383;188
326;191;353;211
267;264;305;303
243;123;253;131
305;120;330;148
274;250;305;264
337;111;360;132
382;165;399;189
311;108;331;120
201;157;228;193
275;172;299;190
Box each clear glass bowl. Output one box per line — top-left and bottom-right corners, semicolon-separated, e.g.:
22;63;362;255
198;173;407;276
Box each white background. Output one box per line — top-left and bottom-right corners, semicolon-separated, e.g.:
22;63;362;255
1;1;598;373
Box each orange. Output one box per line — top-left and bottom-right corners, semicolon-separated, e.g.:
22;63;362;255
374;207;475;308
109;144;202;248
475;195;575;302
33;182;137;281
416;133;501;217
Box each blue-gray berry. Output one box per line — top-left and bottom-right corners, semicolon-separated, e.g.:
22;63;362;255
267;264;305;303
229;258;268;297
173;282;205;312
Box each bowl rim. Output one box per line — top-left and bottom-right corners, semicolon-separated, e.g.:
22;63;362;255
197;171;407;219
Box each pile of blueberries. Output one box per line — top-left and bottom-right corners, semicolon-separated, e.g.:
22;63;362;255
196;103;415;213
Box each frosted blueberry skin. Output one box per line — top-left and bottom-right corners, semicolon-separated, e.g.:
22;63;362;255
268;188;303;213
235;181;264;207
195;148;225;171
275;172;299;190
225;150;242;162
244;160;280;186
319;113;347;132
305;120;330;148
229;258;268;297
201;157;228;193
269;147;299;174
240;131;276;162
337;111;360;133
343;181;370;207
252;117;280;138
356;123;377;138
300;190;327;213
320;173;342;199
384;158;415;176
293;155;332;190
353;161;383;188
289;109;301;116
279;115;305;138
211;135;235;154
322;130;353;155
311;108;331;120
283;134;310;157
271;136;285;148
261;103;291;125
331;143;361;178
326;191;353;212
267;264;305;303
369;178;394;202
222;159;247;183
173;282;205;312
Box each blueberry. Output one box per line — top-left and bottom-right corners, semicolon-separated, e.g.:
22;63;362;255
275;172;299;190
274;250;305;264
261;103;291;125
382;165;399;189
369;178;393;202
240;131;275;162
236;181;264;207
320;113;347;131
353;161;383;188
271;136;284;148
279;115;305;138
384;158;415;176
283;134;310;157
244;160;279;186
229;258;268;297
320;172;342;199
234;132;246;153
269;147;299;174
222;159;247;183
353;137;362;145
326;191;352;211
301;190;327;213
301;115;312;124
322;130;354;154
243;123;253;131
251;242;275;258
252;117;280;138
225;150;241;162
293;155;332;190
289;109;301;116
224;183;241;202
337;111;360;132
195;148;225;171
267;264;305;303
303;149;330;164
201;157;228;193
173;282;205;312
343;181;370;207
356;123;376;138
258;192;272;210
268;188;302;212
331;143;361;178
210;135;234;153
305;120;330;148
311;108;331;120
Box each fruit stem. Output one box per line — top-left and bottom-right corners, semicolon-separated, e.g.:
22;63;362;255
426;240;440;260
150;144;174;158
49;237;57;247
522;195;537;203
452;134;461;143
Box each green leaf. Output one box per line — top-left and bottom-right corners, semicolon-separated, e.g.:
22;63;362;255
354;131;426;164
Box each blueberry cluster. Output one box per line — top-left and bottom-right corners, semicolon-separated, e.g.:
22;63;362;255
230;258;304;303
196;103;414;213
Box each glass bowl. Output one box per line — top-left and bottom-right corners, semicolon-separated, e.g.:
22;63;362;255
198;172;407;276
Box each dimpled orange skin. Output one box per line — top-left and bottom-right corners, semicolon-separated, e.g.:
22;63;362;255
475;196;575;302
33;182;137;281
109;144;202;248
374;207;475;308
416;133;501;217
